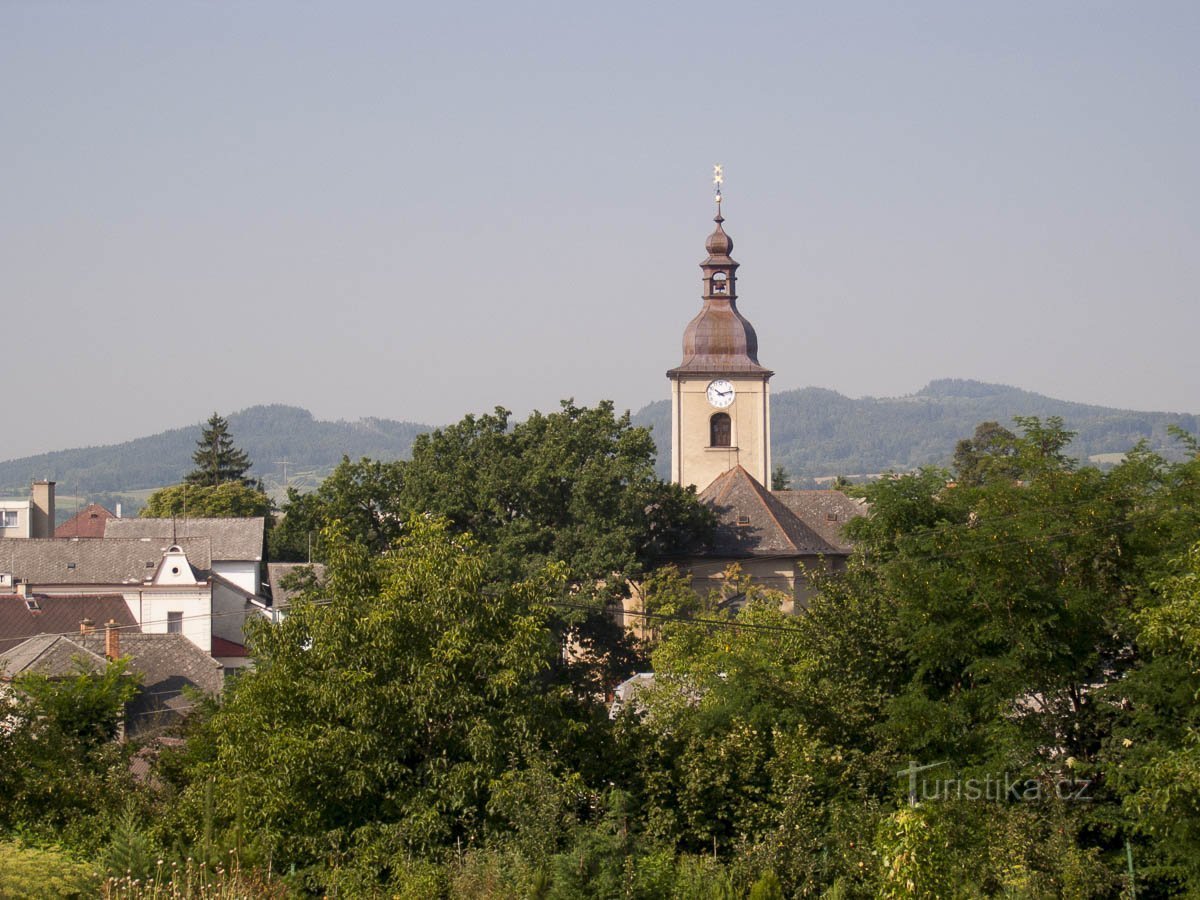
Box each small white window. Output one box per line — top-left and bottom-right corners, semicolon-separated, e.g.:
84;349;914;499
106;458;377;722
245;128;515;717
0;511;17;528
167;611;183;634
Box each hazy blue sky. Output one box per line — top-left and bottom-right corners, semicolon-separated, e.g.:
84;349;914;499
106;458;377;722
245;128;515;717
3;2;1197;459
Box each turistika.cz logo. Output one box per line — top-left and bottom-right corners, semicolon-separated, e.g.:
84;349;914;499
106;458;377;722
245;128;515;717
896;760;1093;806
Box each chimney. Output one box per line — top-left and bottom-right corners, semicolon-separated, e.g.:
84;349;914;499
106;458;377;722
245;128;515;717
31;481;55;539
15;580;27;599
80;618;95;636
104;619;120;660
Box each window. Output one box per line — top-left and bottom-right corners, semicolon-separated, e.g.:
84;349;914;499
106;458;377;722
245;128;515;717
167;611;183;634
0;510;17;528
710;413;731;447
712;272;728;294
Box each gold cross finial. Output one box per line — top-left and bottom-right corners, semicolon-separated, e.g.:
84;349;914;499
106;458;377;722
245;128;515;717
713;164;724;211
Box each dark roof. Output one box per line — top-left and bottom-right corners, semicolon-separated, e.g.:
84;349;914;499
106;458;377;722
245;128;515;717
0;593;138;655
77;632;223;732
265;562;326;607
698;466;840;558
771;490;868;553
0;634;108;678
105;518;264;561
54;504;116;539
2;537;211;585
3;631;223;736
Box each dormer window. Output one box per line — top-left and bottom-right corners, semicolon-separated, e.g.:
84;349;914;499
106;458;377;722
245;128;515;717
712;272;728;294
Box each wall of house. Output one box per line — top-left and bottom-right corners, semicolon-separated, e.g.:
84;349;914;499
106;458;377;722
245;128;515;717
0;501;32;539
212;579;255;646
130;587;212;654
212;560;260;596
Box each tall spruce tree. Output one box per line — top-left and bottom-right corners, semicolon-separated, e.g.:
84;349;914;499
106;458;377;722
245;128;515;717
184;412;253;486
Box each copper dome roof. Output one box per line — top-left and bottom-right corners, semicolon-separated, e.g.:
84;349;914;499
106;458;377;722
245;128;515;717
667;213;771;378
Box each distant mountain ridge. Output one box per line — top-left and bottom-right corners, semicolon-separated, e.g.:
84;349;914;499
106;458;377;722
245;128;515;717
632;379;1199;482
0;405;430;495
2;383;1196;497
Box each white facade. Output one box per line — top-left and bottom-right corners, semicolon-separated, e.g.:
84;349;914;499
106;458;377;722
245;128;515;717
212;559;261;596
0;500;32;538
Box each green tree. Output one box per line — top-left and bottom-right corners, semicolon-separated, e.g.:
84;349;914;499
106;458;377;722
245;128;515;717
0;659;140;840
185;413;254;487
951;420;1019;486
171;518;598;881
269;456;405;561
141;481;272;519
770;464;790;491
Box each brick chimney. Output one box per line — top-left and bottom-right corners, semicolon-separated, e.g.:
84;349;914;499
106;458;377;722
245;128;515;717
31;481;55;539
80;618;95;636
104;619;120;660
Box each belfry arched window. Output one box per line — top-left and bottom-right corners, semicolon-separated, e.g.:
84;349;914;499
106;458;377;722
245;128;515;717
712;272;728;294
710;413;731;447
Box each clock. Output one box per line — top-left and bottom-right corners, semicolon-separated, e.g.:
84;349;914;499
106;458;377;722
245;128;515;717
706;379;735;408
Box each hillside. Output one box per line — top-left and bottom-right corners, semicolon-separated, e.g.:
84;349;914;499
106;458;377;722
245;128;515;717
632;379;1199;483
0;405;430;497
2;382;1196;500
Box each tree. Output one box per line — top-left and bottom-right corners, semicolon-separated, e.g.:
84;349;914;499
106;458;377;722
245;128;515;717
185;413;253;487
141;481;272;519
171;518;597;879
269;456;405;561
952;420;1019;486
770;464;790;491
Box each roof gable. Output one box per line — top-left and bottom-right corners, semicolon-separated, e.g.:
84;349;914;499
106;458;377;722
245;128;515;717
54;504;116;539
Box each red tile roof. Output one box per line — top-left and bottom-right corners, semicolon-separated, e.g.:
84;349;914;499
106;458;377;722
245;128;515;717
0;593;138;655
54;504;116;539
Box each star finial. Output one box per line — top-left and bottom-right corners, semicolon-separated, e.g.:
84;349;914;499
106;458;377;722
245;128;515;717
713;164;724;212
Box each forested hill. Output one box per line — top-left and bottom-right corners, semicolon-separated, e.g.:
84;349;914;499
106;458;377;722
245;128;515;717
0;405;430;495
3;382;1196;496
632;378;1200;483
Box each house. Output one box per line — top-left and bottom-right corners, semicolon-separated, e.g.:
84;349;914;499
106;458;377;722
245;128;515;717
1;622;223;737
0;480;56;539
0;537;269;662
55;503;116;538
104;517;266;595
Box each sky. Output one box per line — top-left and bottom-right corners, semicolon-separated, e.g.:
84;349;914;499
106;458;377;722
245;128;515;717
2;2;1197;459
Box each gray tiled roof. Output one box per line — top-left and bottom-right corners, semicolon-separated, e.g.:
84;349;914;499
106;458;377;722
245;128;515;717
78;632;223;733
0;634;107;678
699;467;840;558
0;593;139;654
105;518;264;561
3;631;223;736
771;490;868;553
1;538;211;586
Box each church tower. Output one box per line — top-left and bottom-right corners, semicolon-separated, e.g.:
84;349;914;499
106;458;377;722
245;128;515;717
668;173;773;491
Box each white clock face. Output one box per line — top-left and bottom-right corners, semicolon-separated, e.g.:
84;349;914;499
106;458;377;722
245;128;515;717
706;379;735;408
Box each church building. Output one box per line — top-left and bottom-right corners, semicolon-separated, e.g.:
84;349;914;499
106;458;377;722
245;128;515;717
664;177;865;611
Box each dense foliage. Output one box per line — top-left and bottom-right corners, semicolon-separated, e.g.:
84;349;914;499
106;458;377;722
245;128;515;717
5;411;1200;897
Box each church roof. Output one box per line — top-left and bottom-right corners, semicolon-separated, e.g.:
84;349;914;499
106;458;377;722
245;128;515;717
698;466;841;558
771;491;868;554
668;213;771;378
